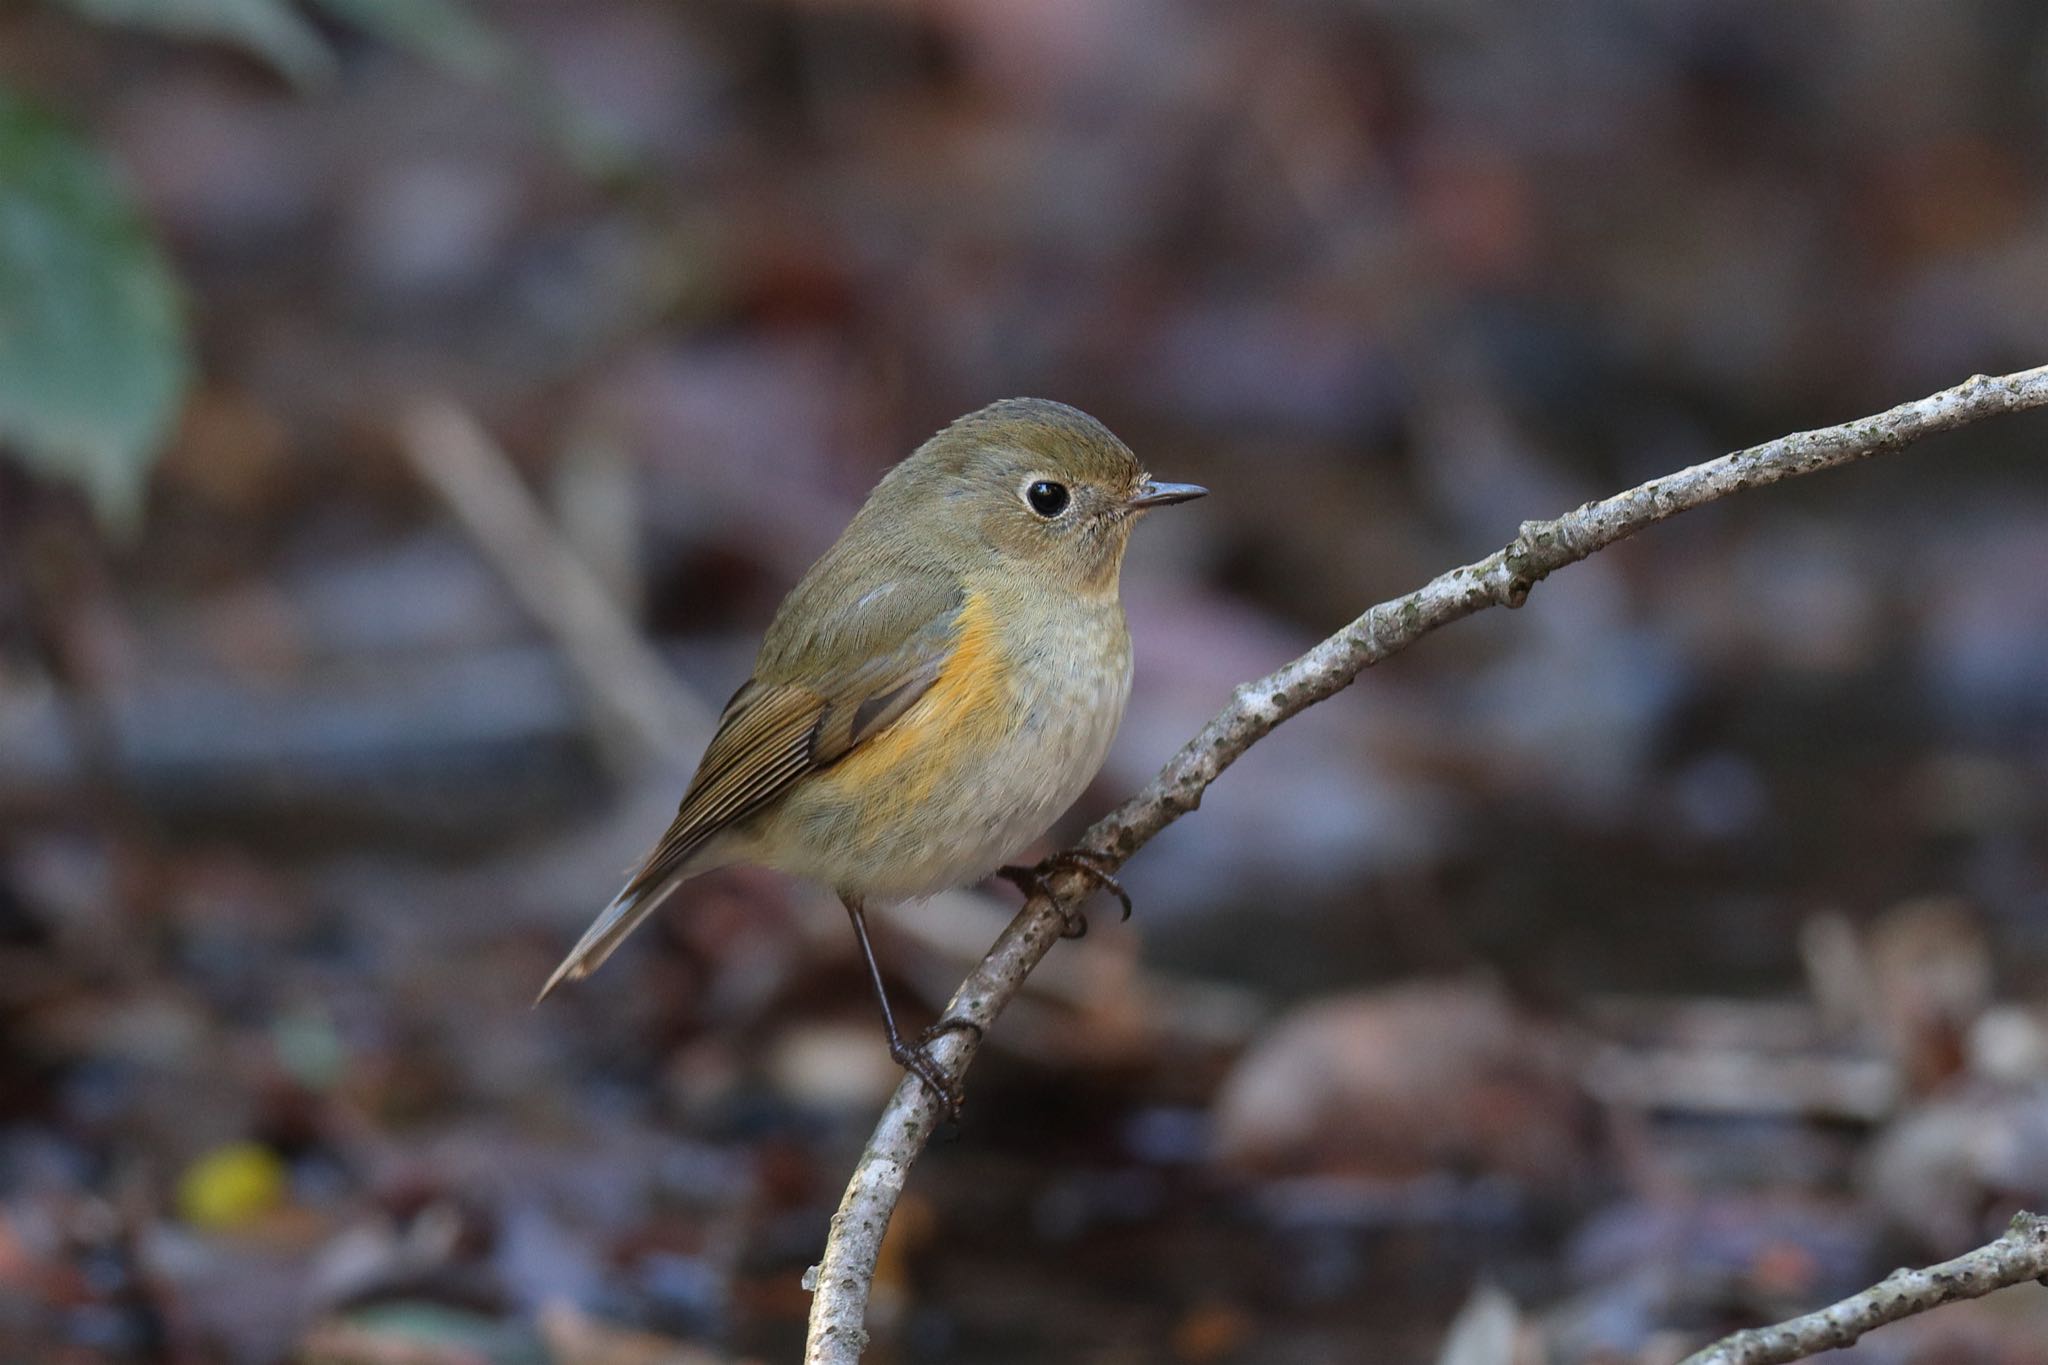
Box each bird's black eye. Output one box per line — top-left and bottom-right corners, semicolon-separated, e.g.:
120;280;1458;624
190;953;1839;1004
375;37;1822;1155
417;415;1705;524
1025;480;1070;518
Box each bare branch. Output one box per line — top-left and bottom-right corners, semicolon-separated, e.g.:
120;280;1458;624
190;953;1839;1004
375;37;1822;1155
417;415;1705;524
803;366;2048;1363
1678;1211;2048;1365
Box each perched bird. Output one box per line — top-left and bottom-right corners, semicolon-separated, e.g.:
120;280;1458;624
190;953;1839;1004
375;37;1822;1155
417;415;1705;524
538;398;1205;1112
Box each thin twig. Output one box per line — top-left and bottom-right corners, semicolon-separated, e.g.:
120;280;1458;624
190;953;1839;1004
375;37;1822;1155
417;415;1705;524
396;400;713;769
803;366;2048;1362
1678;1211;2048;1365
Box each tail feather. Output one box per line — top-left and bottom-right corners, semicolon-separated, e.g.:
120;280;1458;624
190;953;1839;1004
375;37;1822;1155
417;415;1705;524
539;788;747;1003
534;876;670;1004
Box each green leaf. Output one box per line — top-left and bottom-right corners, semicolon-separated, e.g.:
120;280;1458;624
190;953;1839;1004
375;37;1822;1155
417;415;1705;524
309;0;517;83
0;89;193;530
54;0;336;87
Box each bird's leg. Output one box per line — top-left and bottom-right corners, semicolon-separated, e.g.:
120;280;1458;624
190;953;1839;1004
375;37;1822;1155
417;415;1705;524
841;894;968;1119
997;850;1132;940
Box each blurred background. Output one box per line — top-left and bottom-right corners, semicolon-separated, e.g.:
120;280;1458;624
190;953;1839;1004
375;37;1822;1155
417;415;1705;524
4;1;2048;1361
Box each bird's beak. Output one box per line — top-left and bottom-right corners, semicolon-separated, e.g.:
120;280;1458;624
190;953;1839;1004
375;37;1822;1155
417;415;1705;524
1127;479;1208;510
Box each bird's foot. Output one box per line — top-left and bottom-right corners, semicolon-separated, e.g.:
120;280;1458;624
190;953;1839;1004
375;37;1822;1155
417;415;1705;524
997;850;1132;940
887;1033;967;1121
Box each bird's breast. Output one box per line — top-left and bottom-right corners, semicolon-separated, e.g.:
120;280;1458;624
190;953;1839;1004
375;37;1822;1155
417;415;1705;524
765;590;1132;897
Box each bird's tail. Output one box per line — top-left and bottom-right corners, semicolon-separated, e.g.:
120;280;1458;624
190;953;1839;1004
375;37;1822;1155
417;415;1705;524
532;873;682;1004
537;807;740;1004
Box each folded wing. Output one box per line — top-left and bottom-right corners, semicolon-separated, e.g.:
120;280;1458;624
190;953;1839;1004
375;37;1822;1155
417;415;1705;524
536;572;965;1000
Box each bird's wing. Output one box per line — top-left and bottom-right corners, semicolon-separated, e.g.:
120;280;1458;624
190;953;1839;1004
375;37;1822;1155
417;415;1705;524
536;571;966;999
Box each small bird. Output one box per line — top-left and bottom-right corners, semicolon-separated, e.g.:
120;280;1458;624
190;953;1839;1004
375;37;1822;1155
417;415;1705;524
538;398;1205;1112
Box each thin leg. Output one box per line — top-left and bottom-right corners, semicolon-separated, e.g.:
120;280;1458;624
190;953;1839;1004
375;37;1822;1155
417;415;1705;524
997;850;1134;939
841;894;973;1119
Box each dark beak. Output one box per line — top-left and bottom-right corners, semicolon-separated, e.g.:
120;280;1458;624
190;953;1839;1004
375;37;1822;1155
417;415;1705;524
1128;480;1208;510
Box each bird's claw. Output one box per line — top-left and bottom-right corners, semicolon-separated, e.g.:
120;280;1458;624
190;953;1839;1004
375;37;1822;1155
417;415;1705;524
998;850;1132;939
918;1015;984;1047
888;1036;966;1121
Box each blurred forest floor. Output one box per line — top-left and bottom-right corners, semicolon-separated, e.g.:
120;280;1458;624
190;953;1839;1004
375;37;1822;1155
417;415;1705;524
5;1;2048;1362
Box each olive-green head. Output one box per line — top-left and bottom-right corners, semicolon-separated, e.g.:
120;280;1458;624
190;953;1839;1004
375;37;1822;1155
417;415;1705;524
873;398;1205;592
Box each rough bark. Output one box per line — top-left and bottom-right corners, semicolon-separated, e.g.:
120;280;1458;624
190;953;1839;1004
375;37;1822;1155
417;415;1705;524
1678;1212;2048;1365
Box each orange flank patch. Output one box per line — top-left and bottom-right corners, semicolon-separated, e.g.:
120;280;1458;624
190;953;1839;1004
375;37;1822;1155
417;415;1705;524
813;590;1014;820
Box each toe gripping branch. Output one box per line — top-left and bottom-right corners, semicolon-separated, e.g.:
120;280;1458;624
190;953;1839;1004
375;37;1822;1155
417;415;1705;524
888;1019;982;1122
998;850;1132;939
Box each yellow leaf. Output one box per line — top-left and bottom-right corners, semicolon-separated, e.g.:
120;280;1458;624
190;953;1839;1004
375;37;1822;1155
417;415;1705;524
176;1142;288;1230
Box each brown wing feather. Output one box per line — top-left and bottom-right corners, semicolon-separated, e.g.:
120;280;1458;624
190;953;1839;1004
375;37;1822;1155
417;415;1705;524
629;633;951;904
535;578;962;1001
620;681;823;901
